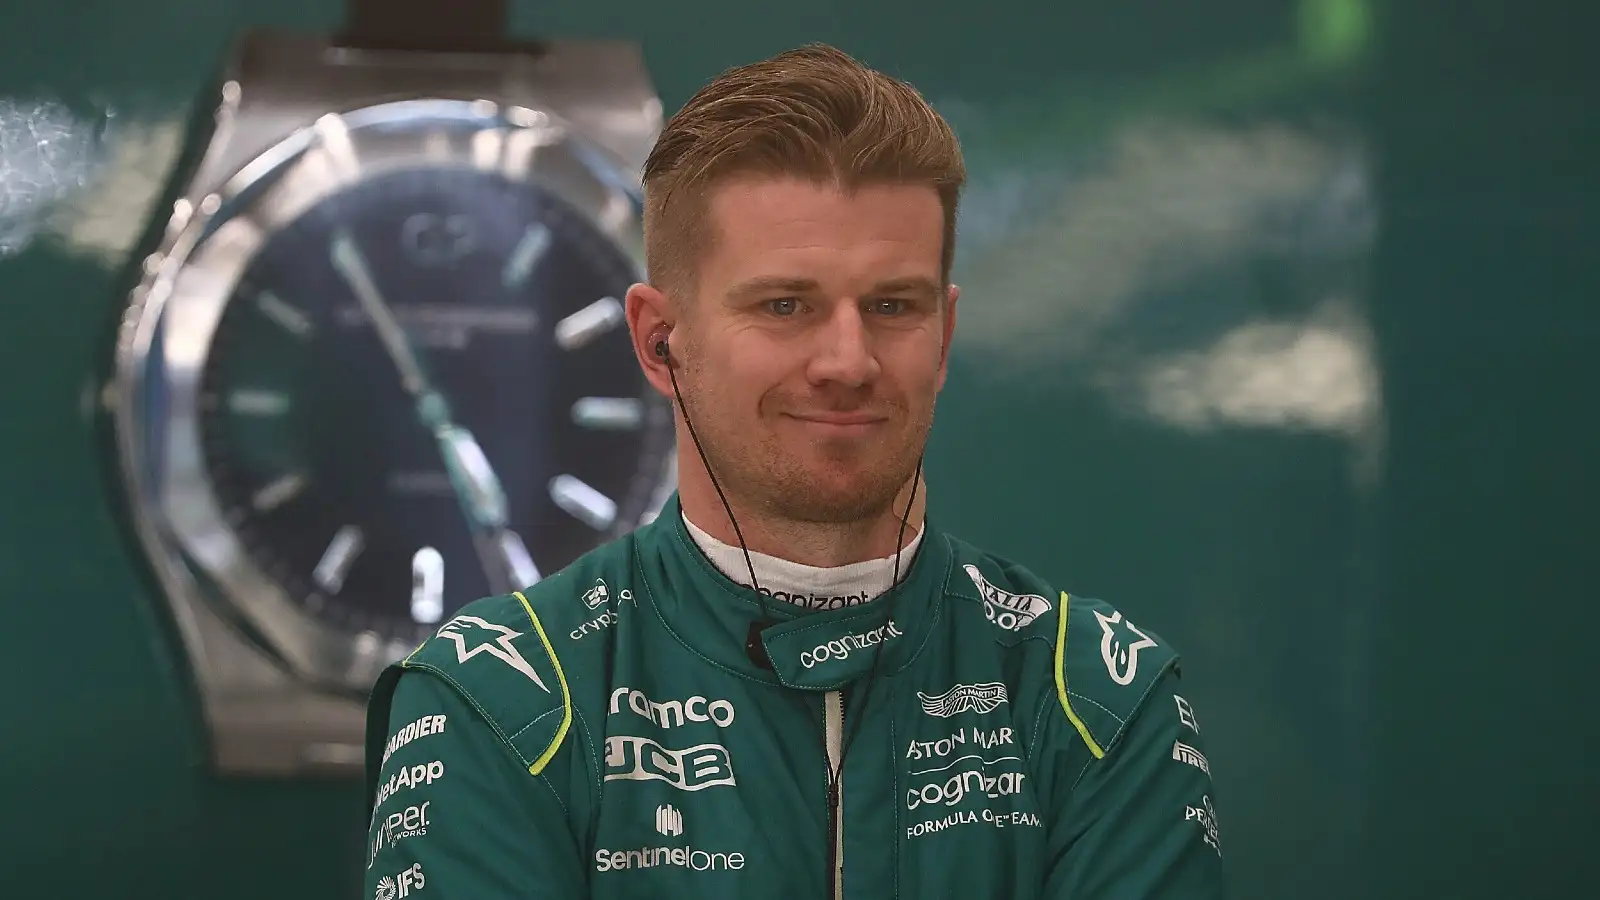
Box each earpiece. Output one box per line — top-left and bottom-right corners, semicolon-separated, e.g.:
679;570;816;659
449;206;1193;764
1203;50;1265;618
651;327;673;365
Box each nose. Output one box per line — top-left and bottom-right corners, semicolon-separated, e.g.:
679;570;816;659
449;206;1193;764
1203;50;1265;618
806;303;880;389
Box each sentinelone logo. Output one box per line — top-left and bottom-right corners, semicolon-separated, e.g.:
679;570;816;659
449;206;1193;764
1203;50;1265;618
799;619;903;669
595;845;745;872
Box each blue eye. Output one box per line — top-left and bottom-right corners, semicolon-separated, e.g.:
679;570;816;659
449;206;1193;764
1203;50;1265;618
767;298;801;316
871;299;908;315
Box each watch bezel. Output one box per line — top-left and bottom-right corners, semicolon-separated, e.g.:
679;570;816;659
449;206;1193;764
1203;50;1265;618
112;96;666;695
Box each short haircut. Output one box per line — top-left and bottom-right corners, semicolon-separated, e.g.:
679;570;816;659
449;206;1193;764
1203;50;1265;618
640;43;966;298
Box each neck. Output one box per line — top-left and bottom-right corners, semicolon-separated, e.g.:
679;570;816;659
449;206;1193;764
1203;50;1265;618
675;454;927;568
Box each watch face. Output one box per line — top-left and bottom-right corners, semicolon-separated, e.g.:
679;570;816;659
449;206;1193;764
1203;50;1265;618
115;99;673;682
198;166;671;643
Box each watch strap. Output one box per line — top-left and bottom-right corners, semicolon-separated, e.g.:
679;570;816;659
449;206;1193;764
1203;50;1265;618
335;0;545;56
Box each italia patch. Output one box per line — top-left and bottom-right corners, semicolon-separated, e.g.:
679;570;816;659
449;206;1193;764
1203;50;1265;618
963;565;1053;632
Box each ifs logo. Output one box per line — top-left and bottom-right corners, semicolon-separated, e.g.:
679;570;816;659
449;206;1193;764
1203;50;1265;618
374;863;425;900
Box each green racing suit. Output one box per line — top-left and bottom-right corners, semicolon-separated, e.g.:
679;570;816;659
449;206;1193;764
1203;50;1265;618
363;494;1228;899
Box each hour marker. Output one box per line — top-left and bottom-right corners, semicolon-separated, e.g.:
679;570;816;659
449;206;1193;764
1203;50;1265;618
313;525;364;594
549;475;617;531
501;127;541;181
227;389;290;416
470;127;505;172
423;130;453;162
572;397;643;430
498;530;542;588
254;291;313;337
251;472;306;512
310;113;362;181
553;297;624;350
410;546;445;624
502;224;551;288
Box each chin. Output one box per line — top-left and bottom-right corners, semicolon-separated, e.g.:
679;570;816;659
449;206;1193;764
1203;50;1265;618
771;459;908;522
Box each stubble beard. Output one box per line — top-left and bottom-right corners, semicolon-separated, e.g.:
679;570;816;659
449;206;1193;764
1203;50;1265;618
679;377;931;526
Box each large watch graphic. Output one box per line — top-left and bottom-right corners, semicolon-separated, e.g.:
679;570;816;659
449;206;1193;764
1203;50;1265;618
105;2;672;775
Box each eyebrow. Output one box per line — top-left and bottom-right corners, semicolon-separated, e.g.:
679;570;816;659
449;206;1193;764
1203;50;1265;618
725;276;819;300
871;276;942;298
724;275;941;301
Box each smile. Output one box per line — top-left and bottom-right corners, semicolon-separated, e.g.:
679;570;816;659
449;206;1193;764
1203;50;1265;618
785;413;888;434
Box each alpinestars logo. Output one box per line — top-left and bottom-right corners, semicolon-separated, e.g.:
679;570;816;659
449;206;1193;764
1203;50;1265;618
655;804;683;836
1093;609;1158;685
917;682;1010;717
964;565;1052;632
436;615;550;692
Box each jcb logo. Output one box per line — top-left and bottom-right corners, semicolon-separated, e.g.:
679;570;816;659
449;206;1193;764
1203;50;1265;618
604;735;737;792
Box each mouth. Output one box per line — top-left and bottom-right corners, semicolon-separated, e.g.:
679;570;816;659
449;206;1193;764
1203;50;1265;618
786;412;889;427
784;412;890;440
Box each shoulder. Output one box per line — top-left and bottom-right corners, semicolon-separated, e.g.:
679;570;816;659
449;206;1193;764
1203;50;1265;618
941;535;1181;760
367;534;641;779
372;590;571;780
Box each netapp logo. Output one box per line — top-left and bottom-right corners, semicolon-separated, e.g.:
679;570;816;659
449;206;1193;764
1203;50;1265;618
373;760;445;807
799;620;903;669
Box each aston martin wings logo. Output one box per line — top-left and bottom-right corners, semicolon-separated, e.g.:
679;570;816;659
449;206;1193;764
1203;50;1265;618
436;615;551;692
917;682;1010;717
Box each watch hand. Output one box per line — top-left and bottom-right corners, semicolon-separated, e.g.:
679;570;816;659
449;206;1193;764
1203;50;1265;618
330;231;430;397
331;230;535;590
422;404;540;587
422;399;508;530
433;420;540;591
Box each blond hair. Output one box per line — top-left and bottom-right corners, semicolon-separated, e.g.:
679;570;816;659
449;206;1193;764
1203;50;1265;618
641;43;966;296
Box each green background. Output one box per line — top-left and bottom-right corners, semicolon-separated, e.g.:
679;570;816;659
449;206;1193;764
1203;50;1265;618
1;1;1595;897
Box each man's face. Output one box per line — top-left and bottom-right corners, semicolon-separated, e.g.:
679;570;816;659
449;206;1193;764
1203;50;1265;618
665;176;957;524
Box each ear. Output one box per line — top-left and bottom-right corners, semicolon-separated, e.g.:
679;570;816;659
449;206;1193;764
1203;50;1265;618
625;281;676;398
935;284;959;393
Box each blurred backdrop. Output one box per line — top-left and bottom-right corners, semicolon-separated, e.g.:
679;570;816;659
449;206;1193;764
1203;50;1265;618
1;1;1596;898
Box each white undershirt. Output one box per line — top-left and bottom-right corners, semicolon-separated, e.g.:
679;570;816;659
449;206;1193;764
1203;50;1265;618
682;512;924;613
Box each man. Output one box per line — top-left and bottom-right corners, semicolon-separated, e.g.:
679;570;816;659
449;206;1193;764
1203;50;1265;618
363;43;1227;899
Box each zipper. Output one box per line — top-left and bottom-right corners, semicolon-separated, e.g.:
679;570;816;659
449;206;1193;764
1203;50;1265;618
824;690;844;900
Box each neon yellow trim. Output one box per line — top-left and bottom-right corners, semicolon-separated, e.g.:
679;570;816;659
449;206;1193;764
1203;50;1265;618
1054;592;1106;760
514;591;572;776
401;640;427;665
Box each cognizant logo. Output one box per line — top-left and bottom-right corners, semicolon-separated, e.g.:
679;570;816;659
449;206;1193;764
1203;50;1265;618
799;620;904;669
760;586;871;611
906;768;1028;810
